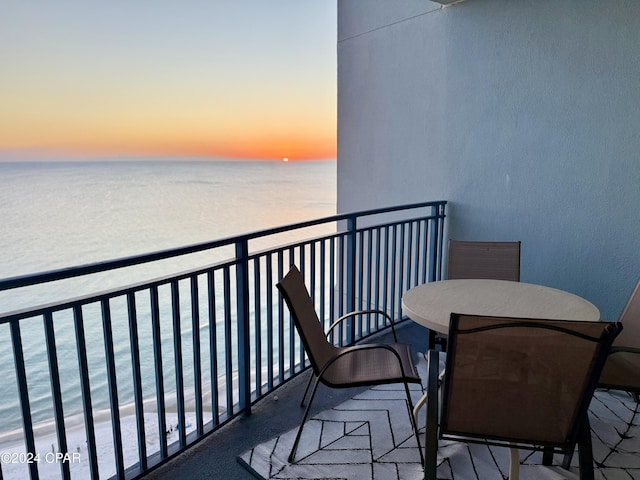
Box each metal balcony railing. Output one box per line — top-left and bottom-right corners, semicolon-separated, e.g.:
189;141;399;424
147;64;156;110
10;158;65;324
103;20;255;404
0;200;446;479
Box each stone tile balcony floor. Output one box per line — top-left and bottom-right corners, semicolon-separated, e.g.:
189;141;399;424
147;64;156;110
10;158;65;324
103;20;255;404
141;322;640;480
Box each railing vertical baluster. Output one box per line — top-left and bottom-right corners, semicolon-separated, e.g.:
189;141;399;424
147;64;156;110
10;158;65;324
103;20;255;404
266;255;274;390
126;292;147;471
190;276;203;436
235;239;251;415
346;217;356;340
357;228;364;338
397;223;405;320
407;222;414;289
375;227;381;314
319;240;326;330
101;299;125;478
438;203;446;280
416;220;429;283
429;207;437;282
329;237;336;344
338;234;345;325
310;242;316;306
11;319;38;480
277;251;284;383
390;225;398;321
337;234;345;344
309;243;316;368
297;245;305;370
414;220;421;286
288;246;296;375
253;258;262;396
367;229;373;333
171;281;186;447
43;312;70;480
73;305;99;478
383;226;390;325
223;266;233;416
150;286;167;459
429;204;440;282
421;219;429;284
207;270;219;426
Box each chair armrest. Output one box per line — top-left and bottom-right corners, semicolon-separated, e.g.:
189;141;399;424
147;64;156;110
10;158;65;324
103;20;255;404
326;309;397;343
610;346;640;355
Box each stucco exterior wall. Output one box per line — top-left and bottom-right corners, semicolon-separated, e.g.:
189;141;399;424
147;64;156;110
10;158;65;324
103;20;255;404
337;0;640;319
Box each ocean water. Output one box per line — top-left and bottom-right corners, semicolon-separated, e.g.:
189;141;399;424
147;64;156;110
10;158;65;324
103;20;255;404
0;159;336;311
0;159;337;278
0;159;336;476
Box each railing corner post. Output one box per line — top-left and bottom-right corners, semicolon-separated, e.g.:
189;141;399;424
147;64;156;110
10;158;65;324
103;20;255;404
236;238;252;415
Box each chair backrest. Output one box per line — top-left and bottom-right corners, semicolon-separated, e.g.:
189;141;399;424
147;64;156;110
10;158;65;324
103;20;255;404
441;313;621;451
447;240;521;281
277;265;335;374
615;278;640;347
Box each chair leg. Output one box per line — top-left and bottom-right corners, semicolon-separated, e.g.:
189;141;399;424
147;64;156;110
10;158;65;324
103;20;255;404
300;372;315;407
576;417;594;480
403;381;424;466
509;448;520;480
428;329;437;350
542;446;553;465
561;448;574;471
289;375;321;463
424;350;440;480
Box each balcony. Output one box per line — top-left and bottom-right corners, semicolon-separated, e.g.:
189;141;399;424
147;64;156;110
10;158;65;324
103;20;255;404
2;198;638;480
0;201;446;480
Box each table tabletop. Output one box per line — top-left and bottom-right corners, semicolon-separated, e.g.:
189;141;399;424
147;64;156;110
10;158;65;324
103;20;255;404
402;279;600;334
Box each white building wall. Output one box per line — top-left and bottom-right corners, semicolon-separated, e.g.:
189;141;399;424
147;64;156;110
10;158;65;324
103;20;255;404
337;0;640;319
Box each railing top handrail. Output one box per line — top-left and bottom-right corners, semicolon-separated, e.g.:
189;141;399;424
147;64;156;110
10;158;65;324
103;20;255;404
0;200;446;292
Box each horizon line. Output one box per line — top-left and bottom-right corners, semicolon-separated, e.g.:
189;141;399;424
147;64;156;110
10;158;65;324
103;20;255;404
0;153;337;163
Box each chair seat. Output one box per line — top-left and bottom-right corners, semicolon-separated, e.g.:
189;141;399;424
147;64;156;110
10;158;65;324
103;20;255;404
599;351;640;391
321;342;421;387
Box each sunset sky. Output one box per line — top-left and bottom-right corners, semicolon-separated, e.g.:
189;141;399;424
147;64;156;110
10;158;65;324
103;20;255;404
0;1;337;161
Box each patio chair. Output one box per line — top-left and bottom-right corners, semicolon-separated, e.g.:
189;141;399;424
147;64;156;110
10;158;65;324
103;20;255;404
447;239;521;282
277;265;423;463
598;277;640;402
432;240;522;349
414;313;621;480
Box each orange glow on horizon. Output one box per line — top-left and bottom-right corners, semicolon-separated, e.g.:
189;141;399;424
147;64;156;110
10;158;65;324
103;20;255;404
0;92;337;161
0;134;337;162
0;108;337;160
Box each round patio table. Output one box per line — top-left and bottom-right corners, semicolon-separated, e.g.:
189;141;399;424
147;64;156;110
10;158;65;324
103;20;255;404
402;279;600;334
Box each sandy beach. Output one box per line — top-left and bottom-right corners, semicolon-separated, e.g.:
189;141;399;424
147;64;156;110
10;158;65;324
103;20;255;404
0;408;199;480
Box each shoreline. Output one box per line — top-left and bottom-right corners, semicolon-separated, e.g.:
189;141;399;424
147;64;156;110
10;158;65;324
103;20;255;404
0;408;201;480
0;390;219;446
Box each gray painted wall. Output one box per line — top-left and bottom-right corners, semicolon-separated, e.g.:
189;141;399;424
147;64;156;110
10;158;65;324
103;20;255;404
337;0;640;319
